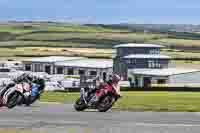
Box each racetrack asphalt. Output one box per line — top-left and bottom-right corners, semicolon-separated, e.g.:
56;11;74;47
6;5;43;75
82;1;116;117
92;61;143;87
0;103;200;133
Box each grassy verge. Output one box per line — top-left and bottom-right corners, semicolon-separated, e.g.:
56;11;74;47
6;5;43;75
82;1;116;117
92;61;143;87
41;92;80;103
114;92;200;112
41;91;200;112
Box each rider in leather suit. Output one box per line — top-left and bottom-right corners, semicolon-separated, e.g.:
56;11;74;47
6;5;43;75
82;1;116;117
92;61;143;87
88;74;121;105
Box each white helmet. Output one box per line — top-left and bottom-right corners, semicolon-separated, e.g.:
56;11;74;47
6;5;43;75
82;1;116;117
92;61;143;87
112;74;121;83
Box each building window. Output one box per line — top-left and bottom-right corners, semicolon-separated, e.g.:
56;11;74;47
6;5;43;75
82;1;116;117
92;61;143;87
149;50;159;54
79;70;85;75
68;68;74;75
25;64;31;71
157;79;166;84
148;60;154;68
57;67;64;74
34;64;43;72
45;65;51;74
155;60;161;68
126;59;136;64
148;60;161;68
0;68;10;72
131;59;136;64
126;59;131;64
90;71;97;76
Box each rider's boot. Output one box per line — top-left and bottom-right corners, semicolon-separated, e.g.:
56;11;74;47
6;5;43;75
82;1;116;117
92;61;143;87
88;95;99;106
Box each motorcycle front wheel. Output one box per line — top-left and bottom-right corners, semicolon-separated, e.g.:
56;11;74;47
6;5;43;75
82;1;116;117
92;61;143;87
25;95;40;106
6;91;23;109
97;95;115;112
74;98;87;111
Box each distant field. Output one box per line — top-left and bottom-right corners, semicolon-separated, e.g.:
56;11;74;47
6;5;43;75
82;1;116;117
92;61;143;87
1;22;200;60
0;47;114;58
161;50;200;58
0;22;130;34
150;38;200;48
0;41;89;48
0;22;161;48
0;22;200;49
0;32;166;49
0;46;200;61
16;32;164;42
0;46;200;60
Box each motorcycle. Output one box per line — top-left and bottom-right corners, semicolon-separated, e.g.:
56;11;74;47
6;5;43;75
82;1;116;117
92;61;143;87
0;83;24;108
14;74;45;107
0;73;45;108
74;82;121;112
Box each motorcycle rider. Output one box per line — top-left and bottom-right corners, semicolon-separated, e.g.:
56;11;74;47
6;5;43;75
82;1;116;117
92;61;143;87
11;72;46;105
0;72;46;107
110;74;121;96
88;74;121;105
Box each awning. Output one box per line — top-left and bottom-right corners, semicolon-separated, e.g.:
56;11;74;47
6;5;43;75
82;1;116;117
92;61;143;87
129;68;200;76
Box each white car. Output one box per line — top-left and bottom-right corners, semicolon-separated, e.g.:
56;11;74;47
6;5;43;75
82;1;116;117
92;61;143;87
60;79;80;89
45;81;65;91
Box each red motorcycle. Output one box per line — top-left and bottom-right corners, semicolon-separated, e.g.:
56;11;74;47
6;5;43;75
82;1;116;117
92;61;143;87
74;77;121;112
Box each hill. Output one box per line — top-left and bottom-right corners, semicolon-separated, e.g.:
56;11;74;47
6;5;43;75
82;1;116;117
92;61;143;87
1;22;200;59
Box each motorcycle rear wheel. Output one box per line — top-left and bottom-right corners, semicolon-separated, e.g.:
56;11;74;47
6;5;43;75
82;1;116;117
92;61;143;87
74;98;87;111
97;95;115;112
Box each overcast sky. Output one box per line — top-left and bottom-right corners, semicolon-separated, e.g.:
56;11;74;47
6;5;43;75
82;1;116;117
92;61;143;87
0;0;200;24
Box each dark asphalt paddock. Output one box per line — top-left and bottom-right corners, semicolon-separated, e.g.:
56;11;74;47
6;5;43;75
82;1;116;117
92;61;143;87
0;103;200;133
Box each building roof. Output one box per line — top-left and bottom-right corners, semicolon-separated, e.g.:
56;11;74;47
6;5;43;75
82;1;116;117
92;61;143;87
114;43;164;48
55;59;113;69
0;71;24;79
23;56;85;63
123;54;171;59
129;68;200;76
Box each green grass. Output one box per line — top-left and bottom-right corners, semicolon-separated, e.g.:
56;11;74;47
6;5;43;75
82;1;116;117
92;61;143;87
114;92;200;112
41;91;200;112
41;92;79;103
